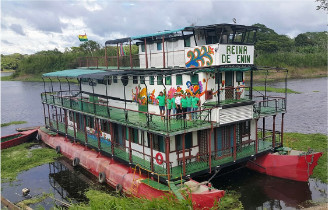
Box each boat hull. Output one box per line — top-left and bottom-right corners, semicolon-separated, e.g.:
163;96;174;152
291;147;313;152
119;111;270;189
1;129;38;149
38;128;225;209
246;152;322;182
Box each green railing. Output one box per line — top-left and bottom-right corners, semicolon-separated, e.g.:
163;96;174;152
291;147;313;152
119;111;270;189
253;96;286;117
42;92;213;134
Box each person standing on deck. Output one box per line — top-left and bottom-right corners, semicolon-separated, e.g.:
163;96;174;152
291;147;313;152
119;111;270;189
171;93;177;119
175;92;182;119
181;93;188;120
192;94;201;120
186;92;192;121
166;95;172;119
156;91;166;120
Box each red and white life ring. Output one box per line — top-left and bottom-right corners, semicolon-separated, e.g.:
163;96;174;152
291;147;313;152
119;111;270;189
155;153;164;165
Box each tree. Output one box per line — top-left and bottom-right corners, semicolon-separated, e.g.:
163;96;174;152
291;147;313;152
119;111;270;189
316;0;328;10
295;34;314;47
79;40;101;54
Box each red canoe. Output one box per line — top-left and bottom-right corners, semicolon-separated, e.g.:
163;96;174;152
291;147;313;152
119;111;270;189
246;150;322;182
1;129;38;149
38;128;225;209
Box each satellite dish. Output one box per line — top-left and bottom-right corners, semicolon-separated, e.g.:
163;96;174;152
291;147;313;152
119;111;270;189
233;18;236;24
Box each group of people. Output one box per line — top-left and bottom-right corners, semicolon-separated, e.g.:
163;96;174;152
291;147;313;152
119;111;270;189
156;91;201;120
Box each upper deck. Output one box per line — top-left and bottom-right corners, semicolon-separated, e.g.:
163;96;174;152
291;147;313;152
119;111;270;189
80;24;257;70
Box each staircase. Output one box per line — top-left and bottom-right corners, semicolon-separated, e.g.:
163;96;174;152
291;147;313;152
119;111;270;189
168;180;184;200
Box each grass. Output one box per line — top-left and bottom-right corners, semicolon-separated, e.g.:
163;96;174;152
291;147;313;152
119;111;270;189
219;191;243;210
284;133;328;183
1;120;27;127
1;142;61;182
252;86;301;94
16;193;53;209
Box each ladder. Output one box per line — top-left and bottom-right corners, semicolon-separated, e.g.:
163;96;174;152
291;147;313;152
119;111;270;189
168;180;184;201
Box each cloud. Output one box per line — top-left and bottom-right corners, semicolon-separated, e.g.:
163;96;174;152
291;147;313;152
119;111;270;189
2;40;13;45
9;24;25;36
1;0;326;54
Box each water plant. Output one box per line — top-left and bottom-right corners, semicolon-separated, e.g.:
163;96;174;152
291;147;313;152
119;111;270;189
1;120;27;127
1;142;61;182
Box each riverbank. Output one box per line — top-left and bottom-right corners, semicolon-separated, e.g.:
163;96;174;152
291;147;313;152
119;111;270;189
1;74;78;83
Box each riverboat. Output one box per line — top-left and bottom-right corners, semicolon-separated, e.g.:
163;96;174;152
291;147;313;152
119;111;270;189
39;23;321;207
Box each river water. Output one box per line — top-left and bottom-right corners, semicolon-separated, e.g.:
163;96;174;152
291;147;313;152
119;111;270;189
1;76;327;209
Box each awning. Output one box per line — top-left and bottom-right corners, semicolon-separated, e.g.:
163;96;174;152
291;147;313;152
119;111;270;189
42;69;107;78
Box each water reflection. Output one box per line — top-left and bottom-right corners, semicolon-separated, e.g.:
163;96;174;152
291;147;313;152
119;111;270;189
209;167;327;210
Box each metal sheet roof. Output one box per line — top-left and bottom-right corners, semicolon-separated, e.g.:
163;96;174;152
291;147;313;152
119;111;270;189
42;69;107;78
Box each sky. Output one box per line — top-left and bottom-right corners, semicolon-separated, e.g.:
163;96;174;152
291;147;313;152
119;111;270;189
1;0;327;55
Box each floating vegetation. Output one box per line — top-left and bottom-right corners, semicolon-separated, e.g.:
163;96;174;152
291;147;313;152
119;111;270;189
1;142;61;182
1;120;27;127
16;193;53;209
218;190;243;210
252;86;301;94
285;133;328;183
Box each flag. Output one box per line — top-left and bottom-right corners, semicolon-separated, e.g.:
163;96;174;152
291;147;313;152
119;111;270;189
120;43;126;56
78;34;88;42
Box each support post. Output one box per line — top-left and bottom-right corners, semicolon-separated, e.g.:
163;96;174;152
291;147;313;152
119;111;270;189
64;109;68;141
182;133;186;176
233;124;237;161
128;127;132;163
281;113;284;147
165;136;170;179
255;119;258;153
129;40;133;69
209;125;213;173
150;133;154;171
42;104;47;127
83;115;88;147
250;70;253;100
110;122;115;156
72;112;77;143
117;43;120;69
105;45;108;69
272;115;276;148
263;118;266;139
162;36;165;68
55;107;59;132
96;118;101;151
144;38;148;69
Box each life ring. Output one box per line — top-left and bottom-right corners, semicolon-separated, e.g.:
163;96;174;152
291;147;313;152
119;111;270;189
98;172;106;184
55;146;61;154
72;157;80;167
155;153;164;165
116;184;123;193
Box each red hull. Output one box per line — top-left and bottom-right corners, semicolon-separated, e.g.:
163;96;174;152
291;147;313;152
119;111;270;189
38;129;225;209
1;129;38;149
246;152;322;182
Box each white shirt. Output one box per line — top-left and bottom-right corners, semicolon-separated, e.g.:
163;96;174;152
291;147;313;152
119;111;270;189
175;96;181;105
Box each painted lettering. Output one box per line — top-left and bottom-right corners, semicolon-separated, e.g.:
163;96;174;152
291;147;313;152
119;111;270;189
226;46;231;54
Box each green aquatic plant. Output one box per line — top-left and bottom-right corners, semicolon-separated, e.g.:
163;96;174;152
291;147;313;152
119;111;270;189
284;133;328;183
252;86;301;94
1;120;27;127
1;142;61;182
218;190;243;210
16;193;53;209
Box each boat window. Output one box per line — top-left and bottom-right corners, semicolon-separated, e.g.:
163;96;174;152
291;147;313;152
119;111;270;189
240;121;250;136
157;76;163;85
141;44;145;52
236;71;243;82
81;78;89;83
176;133;192;150
140;76;145;84
126;127;139;144
176;74;183;85
150;76;154;85
215;72;222;84
101;120;110;133
233;31;245;43
206;30;218;44
106;76;112;85
87;116;94;129
245;30;256;44
157;42;162;51
133;76;138;84
113;76;118;83
165;76;172;85
97;79;106;85
153;135;165;152
184;37;191;47
190;74;199;85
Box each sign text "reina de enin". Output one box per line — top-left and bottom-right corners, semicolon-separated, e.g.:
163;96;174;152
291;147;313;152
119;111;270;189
221;45;251;64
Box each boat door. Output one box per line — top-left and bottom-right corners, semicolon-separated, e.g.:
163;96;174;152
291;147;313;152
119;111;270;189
217;126;233;156
225;71;234;100
198;130;208;160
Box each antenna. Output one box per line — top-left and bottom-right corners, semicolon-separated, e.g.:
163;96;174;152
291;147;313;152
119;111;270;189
233;18;236;24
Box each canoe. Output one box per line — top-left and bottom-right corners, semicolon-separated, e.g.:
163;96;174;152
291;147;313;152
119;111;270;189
246;148;322;182
1;129;38;149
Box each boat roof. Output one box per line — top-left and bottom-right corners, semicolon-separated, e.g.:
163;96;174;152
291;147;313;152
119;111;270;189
105;23;258;45
42;66;253;79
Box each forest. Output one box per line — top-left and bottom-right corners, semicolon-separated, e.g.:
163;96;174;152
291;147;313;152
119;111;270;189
1;23;327;79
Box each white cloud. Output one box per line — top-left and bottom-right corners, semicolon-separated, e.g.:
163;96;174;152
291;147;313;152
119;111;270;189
1;0;326;55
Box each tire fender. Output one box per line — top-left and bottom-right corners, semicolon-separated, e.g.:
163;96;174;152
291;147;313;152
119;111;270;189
98;172;106;184
116;184;123;193
73;157;80;167
55;146;61;154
